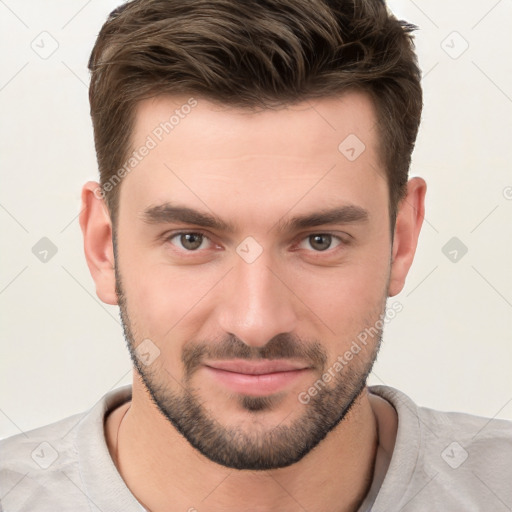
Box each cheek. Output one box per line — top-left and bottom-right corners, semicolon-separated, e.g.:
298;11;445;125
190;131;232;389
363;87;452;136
120;256;222;341
120;263;223;379
288;248;390;361
298;253;388;318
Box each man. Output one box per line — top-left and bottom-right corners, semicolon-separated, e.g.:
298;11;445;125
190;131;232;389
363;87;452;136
1;0;511;510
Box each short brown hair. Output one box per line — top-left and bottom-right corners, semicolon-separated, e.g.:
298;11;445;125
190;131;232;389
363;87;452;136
88;0;422;228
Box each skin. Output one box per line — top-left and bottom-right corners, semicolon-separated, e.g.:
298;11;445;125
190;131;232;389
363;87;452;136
80;91;425;512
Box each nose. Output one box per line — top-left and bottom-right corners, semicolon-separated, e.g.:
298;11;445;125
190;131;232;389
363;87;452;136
216;251;298;348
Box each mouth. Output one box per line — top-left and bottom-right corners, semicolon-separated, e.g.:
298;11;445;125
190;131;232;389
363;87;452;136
203;359;312;396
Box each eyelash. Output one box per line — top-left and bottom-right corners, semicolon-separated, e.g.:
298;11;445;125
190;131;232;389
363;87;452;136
163;231;349;254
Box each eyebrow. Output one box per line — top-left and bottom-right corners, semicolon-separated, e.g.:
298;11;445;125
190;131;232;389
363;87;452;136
141;202;369;233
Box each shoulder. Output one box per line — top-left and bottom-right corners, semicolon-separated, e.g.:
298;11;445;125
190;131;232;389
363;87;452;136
0;385;132;511
1;410;84;459
368;385;512;511
0;411;90;510
370;384;512;448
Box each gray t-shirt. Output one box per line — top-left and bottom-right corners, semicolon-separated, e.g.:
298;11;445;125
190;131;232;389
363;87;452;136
1;385;511;511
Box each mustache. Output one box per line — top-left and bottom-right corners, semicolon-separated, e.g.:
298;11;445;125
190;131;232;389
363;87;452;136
182;333;328;377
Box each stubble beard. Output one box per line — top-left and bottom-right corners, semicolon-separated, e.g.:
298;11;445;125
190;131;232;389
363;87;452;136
115;270;385;470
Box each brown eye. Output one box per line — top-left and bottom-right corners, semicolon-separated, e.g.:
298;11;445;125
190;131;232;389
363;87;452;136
297;233;343;252
180;233;203;250
168;232;209;251
308;234;333;251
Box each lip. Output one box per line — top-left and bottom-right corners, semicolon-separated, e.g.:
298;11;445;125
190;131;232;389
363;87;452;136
203;359;311;396
205;359;309;375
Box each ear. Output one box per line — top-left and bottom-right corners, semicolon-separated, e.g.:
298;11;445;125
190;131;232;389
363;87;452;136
388;177;427;297
79;181;118;305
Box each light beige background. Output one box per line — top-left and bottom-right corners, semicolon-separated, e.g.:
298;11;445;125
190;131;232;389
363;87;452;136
1;0;511;439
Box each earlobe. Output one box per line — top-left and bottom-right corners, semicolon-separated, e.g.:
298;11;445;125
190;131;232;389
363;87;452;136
79;182;118;305
388;177;427;297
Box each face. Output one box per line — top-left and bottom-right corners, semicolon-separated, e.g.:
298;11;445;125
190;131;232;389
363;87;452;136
114;92;393;470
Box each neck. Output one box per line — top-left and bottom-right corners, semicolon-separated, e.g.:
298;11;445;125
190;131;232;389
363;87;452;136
106;376;380;512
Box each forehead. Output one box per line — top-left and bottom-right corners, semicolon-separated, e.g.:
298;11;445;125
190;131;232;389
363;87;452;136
132;91;380;161
118;91;387;227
